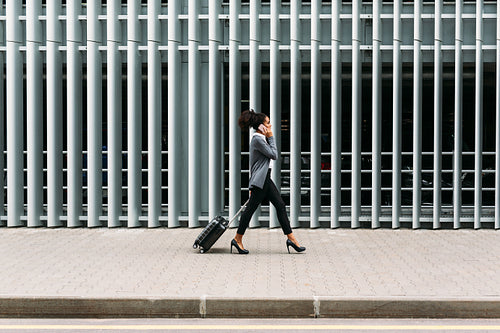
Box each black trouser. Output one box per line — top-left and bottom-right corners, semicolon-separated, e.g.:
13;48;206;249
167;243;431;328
237;170;293;235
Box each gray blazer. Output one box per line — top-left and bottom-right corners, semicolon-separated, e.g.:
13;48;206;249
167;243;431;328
248;133;278;189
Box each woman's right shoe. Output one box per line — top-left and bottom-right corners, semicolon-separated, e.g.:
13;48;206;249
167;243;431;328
286;239;306;254
231;239;249;254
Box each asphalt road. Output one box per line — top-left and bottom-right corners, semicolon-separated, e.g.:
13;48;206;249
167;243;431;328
1;318;500;332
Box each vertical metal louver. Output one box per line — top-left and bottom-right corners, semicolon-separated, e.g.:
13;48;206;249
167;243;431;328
0;1;498;229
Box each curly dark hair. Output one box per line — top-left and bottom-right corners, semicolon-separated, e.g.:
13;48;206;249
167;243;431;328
238;109;268;131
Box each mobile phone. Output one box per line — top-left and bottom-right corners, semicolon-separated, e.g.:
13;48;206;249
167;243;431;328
258;124;267;133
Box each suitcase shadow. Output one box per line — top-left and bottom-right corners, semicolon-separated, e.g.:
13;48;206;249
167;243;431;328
211;248;229;254
195;247;230;254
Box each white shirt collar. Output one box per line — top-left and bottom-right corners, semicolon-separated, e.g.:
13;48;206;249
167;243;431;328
253;132;266;139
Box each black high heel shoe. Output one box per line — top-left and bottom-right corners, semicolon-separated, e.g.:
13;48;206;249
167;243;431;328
231;239;249;254
286;239;306;253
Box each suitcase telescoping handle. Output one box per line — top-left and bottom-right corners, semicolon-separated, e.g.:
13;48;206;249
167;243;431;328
227;199;250;228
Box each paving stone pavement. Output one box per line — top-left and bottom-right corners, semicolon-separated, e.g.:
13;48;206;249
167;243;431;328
0;227;499;299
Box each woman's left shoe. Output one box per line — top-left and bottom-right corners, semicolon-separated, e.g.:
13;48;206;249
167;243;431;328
286;239;306;254
231;239;249;254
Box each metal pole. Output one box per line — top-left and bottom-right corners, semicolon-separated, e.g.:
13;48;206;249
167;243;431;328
372;0;382;229
229;0;241;226
249;0;261;229
167;0;182;227
128;0;142;227
392;0;402;229
27;0;43;227
331;0;341;229
290;0;302;228
168;0;181;227
188;0;202;228
107;0;122;228
474;0;483;229
454;0;463;229
188;0;203;227
220;65;225;217
220;65;225;224
208;0;222;220
67;0;83;227
6;0;23;227
433;0;443;229
310;0;321;229
0;15;4;225
496;0;500;230
47;0;63;227
413;0;422;229
352;0;361;229
148;0;161;228
269;0;282;229
87;0;103;228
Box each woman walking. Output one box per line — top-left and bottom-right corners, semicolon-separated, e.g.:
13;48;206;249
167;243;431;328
231;109;305;254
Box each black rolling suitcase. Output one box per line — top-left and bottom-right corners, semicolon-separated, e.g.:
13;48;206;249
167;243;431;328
193;200;249;253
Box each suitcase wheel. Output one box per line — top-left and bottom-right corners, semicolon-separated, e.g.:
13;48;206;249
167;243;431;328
200;248;205;254
193;243;198;249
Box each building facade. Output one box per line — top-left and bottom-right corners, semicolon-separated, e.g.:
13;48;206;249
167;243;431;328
1;0;499;229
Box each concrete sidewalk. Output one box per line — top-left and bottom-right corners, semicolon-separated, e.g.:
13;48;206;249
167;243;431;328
0;227;499;318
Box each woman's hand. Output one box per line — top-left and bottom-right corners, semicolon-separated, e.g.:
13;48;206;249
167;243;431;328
265;123;273;138
258;124;267;134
